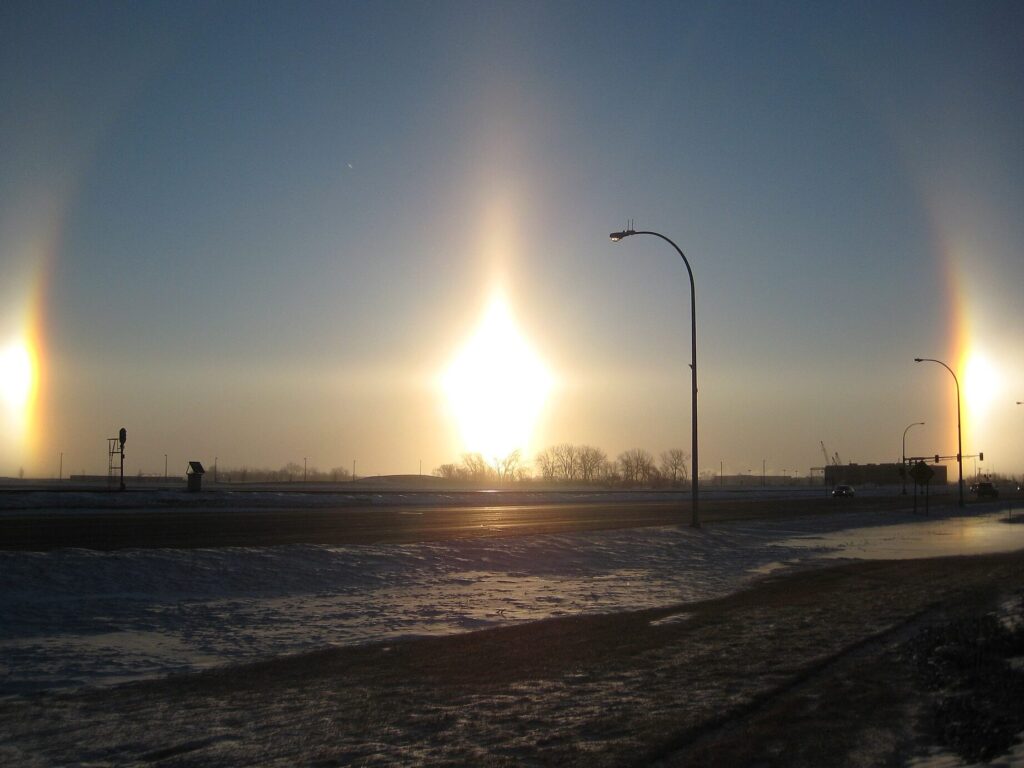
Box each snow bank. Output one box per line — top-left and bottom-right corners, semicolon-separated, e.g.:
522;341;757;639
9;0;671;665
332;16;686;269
2;509;1022;696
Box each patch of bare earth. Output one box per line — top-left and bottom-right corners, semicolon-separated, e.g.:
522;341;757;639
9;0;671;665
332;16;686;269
2;551;1023;766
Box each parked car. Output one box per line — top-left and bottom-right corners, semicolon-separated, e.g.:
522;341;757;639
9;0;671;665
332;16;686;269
975;482;999;499
831;484;855;497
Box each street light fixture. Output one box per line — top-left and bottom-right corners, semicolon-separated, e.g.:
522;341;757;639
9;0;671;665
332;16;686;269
914;357;964;507
610;227;699;527
901;421;924;495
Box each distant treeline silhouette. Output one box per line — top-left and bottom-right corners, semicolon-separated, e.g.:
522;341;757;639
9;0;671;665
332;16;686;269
215;463;352;483
434;444;691;488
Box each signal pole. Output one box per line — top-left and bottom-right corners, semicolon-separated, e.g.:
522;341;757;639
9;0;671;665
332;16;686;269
118;427;126;491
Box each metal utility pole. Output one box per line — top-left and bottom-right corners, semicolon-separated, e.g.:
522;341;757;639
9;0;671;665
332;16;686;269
610;226;700;527
902;421;924;495
914;358;964;507
118;427;126;491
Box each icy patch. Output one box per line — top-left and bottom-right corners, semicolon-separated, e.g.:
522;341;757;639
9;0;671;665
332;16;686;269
777;514;1024;560
2;509;1022;695
650;612;694;626
907;735;1024;768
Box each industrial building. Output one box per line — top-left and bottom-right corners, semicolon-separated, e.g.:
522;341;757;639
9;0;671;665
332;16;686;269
824;462;947;487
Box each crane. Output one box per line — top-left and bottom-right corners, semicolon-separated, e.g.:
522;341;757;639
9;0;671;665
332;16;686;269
821;441;842;466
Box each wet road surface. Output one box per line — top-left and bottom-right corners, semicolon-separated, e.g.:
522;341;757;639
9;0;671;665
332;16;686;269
0;494;932;550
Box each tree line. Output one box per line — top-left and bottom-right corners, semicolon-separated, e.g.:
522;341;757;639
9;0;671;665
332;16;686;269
215;463;352;483
434;444;690;487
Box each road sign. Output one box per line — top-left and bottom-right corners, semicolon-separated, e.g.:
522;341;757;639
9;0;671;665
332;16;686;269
910;461;934;484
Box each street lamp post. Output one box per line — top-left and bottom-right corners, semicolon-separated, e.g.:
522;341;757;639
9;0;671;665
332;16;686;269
610;227;699;527
914;358;964;507
901;421;924;495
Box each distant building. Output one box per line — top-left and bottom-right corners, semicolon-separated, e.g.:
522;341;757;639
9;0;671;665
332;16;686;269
824;463;947;487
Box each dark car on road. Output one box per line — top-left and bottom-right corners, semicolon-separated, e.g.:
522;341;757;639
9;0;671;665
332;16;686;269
831;484;855;497
974;482;999;499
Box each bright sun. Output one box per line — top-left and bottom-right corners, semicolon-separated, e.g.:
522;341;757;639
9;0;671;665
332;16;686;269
963;352;999;423
0;339;36;420
442;294;553;461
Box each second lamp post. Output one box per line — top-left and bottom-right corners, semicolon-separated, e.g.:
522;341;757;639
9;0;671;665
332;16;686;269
901;421;924;495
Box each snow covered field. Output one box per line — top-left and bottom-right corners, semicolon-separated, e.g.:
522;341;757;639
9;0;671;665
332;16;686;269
3;507;1023;697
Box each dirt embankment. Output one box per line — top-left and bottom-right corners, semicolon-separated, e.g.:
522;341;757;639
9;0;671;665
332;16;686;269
3;549;1023;766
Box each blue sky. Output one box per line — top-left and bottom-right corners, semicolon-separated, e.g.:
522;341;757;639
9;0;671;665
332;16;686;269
2;1;1022;479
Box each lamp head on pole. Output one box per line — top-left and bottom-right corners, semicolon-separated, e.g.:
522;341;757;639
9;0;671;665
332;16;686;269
610;219;638;242
914;358;923;363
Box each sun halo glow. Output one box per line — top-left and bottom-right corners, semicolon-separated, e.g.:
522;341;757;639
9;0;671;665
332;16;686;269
442;296;552;463
0;338;38;443
962;351;999;426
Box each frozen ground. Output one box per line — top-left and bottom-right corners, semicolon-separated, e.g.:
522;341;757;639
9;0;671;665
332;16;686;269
3;506;1023;698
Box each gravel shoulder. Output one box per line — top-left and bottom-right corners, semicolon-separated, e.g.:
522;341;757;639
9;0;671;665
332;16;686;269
4;549;1023;766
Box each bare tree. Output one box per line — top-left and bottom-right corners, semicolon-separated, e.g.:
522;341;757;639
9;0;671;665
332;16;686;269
659;449;689;486
552;443;580;481
535;448;556;481
618;450;637;484
578;445;607;482
461;452;493;482
600;458;620;485
618;448;655;486
434;463;462;480
495;449;521;484
635;450;656;484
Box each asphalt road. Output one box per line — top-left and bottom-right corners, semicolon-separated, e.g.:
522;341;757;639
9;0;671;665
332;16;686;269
0;494;930;551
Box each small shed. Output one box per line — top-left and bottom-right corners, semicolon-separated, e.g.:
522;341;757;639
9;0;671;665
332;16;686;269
186;461;206;492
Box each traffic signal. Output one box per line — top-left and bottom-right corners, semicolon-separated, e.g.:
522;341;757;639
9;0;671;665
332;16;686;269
979;452;984;461
935;455;940;464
